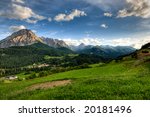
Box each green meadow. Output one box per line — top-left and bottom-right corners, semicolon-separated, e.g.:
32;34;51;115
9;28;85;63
0;58;150;100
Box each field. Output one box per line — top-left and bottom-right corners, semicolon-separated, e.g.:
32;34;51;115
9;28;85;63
0;58;150;100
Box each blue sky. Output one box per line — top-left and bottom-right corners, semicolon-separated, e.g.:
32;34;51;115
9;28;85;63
0;0;150;48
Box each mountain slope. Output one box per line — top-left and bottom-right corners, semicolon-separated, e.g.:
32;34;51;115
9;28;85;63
0;29;43;48
77;45;136;59
117;42;150;64
141;43;150;49
0;42;74;68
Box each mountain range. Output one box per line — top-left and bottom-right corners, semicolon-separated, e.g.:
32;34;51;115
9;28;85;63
0;29;136;59
0;29;68;48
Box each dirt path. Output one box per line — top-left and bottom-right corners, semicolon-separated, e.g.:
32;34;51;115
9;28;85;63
27;80;71;91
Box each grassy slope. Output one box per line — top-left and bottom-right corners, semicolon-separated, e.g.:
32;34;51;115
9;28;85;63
0;58;150;100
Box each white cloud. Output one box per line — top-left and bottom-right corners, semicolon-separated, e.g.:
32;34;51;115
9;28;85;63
54;14;66;22
12;0;25;4
117;0;150;18
9;25;26;32
0;3;46;23
100;24;108;29
62;36;150;49
62;38;102;46
54;9;87;22
104;12;112;17
109;37;150;49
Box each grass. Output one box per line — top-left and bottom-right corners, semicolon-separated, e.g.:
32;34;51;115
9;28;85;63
0;59;150;100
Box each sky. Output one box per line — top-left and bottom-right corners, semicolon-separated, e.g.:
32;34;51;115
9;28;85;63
0;0;150;48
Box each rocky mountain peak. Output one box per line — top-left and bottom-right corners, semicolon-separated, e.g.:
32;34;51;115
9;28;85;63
41;37;69;48
0;29;70;48
0;29;42;48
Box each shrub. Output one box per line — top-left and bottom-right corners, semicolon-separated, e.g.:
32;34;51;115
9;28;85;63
38;71;48;77
27;73;37;79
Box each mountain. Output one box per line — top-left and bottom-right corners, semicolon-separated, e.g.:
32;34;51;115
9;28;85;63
77;45;136;59
69;43;93;51
0;29;69;48
0;29;43;48
41;37;69;48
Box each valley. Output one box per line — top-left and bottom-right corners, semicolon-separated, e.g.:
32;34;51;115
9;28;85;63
0;55;150;100
0;29;150;100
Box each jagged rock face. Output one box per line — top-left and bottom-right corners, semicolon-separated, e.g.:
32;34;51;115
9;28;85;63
0;29;43;48
0;29;69;48
41;37;69;48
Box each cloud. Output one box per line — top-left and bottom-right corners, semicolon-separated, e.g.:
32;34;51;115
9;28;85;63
63;36;150;49
117;0;150;18
0;2;46;23
104;12;112;17
109;37;150;49
9;25;26;32
54;9;87;22
12;0;24;4
62;38;102;46
100;24;108;29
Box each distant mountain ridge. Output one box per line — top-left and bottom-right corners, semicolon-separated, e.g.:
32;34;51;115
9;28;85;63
41;37;69;48
76;45;136;59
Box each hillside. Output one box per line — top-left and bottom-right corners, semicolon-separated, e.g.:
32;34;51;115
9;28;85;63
0;42;74;68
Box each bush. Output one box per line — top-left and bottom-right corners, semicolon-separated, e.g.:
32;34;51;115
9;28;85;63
38;71;48;77
27;73;37;79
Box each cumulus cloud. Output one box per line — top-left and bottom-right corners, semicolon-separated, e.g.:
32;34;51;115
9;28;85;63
0;2;46;23
54;9;87;22
100;24;108;29
9;25;26;32
104;12;112;17
117;0;150;18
